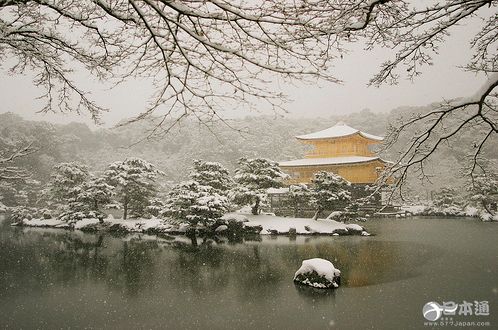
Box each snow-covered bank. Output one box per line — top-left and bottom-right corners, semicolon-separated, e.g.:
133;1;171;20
12;213;371;236
243;213;369;235
14;216;187;234
401;205;498;221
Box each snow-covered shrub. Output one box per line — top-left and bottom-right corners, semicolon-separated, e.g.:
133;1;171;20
58;210;105;224
9;206;42;224
310;171;351;220
468;174;498;219
214;213;253;235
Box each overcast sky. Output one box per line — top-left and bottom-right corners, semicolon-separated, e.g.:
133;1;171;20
0;13;488;128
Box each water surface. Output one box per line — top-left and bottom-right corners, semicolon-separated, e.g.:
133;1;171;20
0;215;497;329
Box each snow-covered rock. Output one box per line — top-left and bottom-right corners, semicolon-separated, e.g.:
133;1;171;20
326;211;343;220
220;213;249;223
214;225;228;232
235;206;253;214
345;223;363;232
106;217;177;233
293;258;341;289
20;218;65;227
401;205;430;215
74;218;101;230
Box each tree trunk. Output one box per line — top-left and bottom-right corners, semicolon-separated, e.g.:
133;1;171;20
482;201;495;216
186;227;198;246
313;208;322;220
123;194;128;220
251;197;260;215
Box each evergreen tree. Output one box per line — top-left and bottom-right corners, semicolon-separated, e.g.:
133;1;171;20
232;158;288;215
74;177;114;214
310;171;351;220
104;158;163;219
163;181;202;222
433;187;461;208
468;174;498;216
145;198;166;218
163;160;231;227
163;181;230;227
189;160;233;195
49;162;89;205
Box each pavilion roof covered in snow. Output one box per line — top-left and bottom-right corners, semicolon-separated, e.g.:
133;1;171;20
295;122;384;141
279;156;383;167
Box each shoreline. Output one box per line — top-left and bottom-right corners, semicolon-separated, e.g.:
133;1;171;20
9;213;371;237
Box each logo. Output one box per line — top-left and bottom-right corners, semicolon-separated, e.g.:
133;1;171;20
423;302;444;321
423;300;489;321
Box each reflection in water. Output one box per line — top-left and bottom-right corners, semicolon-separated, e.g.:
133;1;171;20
294;283;337;302
0;227;433;300
1;217;497;329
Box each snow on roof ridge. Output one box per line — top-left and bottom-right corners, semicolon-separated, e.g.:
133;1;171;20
296;123;383;141
279;156;384;167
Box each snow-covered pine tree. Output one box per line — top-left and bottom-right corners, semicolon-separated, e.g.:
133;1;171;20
163;180;202;222
104;158;163;219
310;171;351;220
163;180;230;227
145;198;166;218
468;174;498;217
188;193;230;226
74;177;114;214
232;158;288;215
49;162;89;205
433;187;461;208
189;160;233;195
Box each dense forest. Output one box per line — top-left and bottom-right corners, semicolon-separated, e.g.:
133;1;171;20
1;103;497;208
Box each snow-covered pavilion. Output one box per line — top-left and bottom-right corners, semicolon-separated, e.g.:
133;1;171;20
279;122;389;185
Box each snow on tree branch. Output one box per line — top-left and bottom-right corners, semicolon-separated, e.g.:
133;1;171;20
379;71;498;197
0;140;36;180
1;0;496;163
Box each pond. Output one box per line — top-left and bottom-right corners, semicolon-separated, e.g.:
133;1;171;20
0;215;497;329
